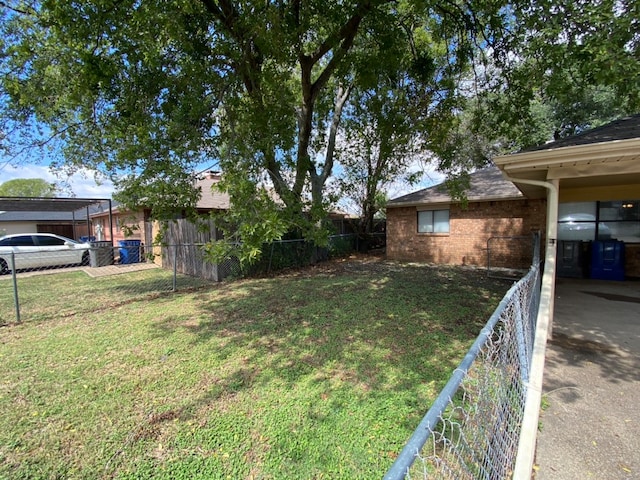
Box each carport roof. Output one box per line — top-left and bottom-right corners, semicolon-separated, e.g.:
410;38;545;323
494;114;640;199
0;196;110;213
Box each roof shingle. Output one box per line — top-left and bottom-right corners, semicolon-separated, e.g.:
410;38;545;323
387;166;523;207
524;113;640;152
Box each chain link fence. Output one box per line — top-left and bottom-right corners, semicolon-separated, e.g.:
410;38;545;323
244;234;358;275
0;244;214;324
1;236;360;324
385;234;541;480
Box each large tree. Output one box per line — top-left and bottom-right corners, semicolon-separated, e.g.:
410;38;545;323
479;0;639;146
1;0;638;262
0;0;499;261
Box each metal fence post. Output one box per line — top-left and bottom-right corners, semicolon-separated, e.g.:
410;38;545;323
172;244;178;292
10;252;20;323
514;300;530;383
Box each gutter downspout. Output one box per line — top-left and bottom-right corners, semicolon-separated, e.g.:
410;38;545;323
503;175;559;480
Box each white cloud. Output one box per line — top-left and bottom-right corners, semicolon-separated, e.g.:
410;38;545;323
0;164;114;199
386;161;446;200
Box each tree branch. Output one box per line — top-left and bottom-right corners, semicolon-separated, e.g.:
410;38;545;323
320;83;352;183
0;1;35;16
200;0;263;94
306;1;385;101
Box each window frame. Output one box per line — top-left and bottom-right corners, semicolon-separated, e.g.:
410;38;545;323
0;235;35;247
417;208;450;234
558;200;640;243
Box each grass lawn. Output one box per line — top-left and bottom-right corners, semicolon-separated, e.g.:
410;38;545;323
0;256;510;479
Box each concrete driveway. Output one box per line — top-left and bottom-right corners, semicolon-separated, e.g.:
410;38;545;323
534;278;640;479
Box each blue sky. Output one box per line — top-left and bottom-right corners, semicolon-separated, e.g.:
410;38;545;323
0;163;115;198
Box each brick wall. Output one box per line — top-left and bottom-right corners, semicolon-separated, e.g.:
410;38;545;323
624;244;640;278
386;199;547;268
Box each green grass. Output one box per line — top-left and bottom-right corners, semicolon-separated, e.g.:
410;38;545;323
0;259;510;479
0;268;209;324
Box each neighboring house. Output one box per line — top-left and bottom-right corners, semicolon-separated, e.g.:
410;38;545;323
89;170;354;247
89;171;232;247
386;166;547;269
89;171;354;277
90;205;144;244
387;114;640;278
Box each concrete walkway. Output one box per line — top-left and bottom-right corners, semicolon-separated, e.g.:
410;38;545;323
534;278;640;479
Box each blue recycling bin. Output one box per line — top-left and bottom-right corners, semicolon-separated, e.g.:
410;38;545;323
590;240;625;281
118;240;141;264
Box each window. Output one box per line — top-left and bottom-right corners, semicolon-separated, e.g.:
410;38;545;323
599;200;640;243
558;201;640;242
0;235;34;246
35;235;67;246
418;209;450;233
558;202;599;242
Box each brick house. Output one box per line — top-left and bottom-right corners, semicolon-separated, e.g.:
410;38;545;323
386;166;546;269
387;114;640;278
89;170;231;247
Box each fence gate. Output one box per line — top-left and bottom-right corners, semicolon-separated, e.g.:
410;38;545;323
487;234;538;279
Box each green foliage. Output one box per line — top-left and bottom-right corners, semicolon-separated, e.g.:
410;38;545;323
244;240;318;275
334;3;487;234
0;178;58;197
328;235;356;257
443;171;472;207
512;0;640;110
480;0;639;147
1;0;639;256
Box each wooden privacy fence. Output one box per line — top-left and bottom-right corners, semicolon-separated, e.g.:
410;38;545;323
160;218;237;282
158;219;360;281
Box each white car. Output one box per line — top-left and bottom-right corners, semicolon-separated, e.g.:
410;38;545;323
0;233;91;274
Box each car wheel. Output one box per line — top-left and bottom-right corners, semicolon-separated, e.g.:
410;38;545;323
81;251;90;266
0;258;8;275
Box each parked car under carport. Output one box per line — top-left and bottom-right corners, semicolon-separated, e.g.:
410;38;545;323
0;233;91;274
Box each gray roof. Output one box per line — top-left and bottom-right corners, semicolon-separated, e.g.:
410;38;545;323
0;196;108;212
387;166;523;207
525;113;640;152
0;210;88;222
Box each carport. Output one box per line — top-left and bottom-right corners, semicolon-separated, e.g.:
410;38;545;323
0;196;114;241
494;114;640;478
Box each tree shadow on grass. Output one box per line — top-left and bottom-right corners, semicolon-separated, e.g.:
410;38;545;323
148;261;512;427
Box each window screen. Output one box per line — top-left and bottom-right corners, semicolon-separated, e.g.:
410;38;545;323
418;210;449;233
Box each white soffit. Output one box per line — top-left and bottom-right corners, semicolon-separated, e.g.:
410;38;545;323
494;137;640;179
